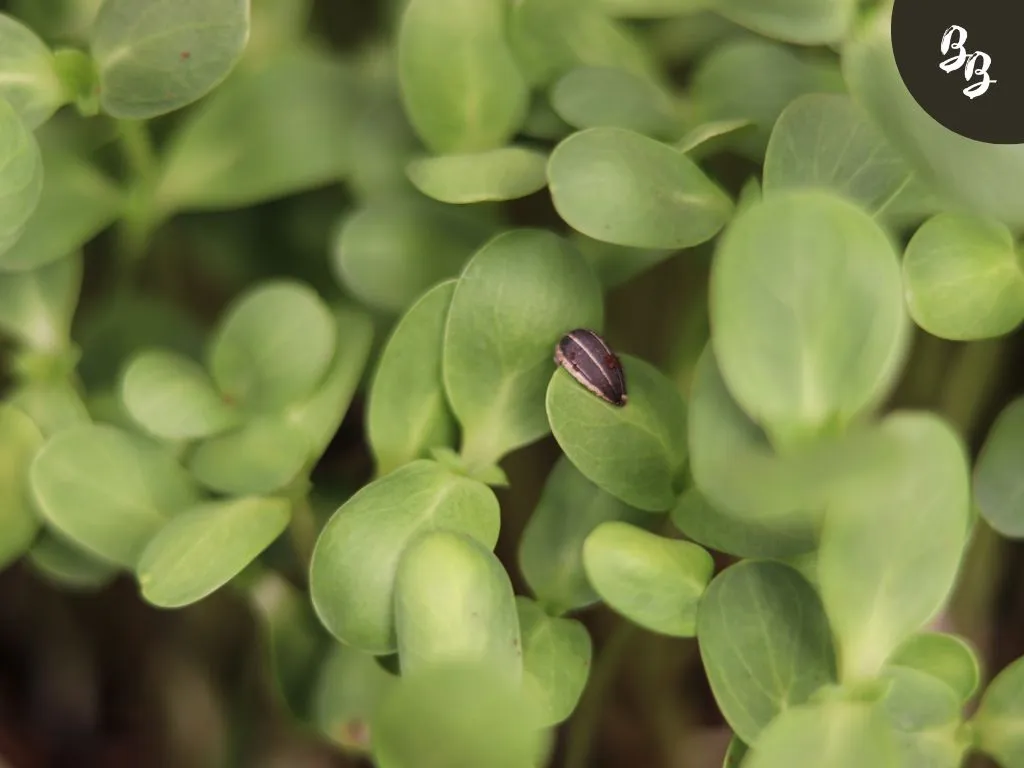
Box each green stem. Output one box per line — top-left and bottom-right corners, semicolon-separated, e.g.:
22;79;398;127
115;119;163;271
564;622;636;768
284;475;317;575
119;119;157;182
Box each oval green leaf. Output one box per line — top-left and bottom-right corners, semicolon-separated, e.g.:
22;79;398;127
518;455;650;614
309;460;500;654
818;412;971;681
547;354;688;512
879;666;965;768
0;97;43;258
711;190;909;447
406;147;548;204
571;233;675;290
312;641;397;753
0;405;45;569
367;281;457;477
974;655;1024;766
208;280;336;412
395;529;521;680
137;496;290;608
517;597;591;726
89;0;250;119
30;424;200;566
712;0;855;45
397;0;527;153
548;127;732;249
889;632;981;704
549;66;680;138
443;229;603;468
583;521;713;637
697;560;837;744
121;349;240;440
0;253;81;353
903;213;1024;341
0;12;65;129
975;397;1024;538
28;532;119;591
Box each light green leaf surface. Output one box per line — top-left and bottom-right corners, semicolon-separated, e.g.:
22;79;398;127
517;597;591;726
395;530;521;679
975;397;1024;539
121;349;240;440
818;412;971;681
519;456;650;614
697;560;836;744
584;522;712;636
712;0;855;45
208;280;336;412
367;281;457;477
28;532;119;590
571;233;675;289
0;13;65;129
30;424;199;566
137;496;289;608
443;229;603;468
0;97;43;258
89;0;250;119
406;147;548;204
879;666;965;768
550;66;680;138
309;460;500;654
889;632;981;704
548;127;732;249
312;641;397;753
547;355;688;512
8;380;90;438
974;655;1024;766
711;190;909;447
903;214;1024;341
397;0;527;153
0;405;45;569
0;253;81;352
155;49;356;212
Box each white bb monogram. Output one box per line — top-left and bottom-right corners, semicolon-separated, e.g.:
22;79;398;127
940;25;997;99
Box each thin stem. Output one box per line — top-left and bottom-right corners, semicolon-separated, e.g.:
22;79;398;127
284;474;317;575
564;621;636;768
115;119;162;271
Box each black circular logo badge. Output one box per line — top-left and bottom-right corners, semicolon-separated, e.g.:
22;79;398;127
891;0;1024;144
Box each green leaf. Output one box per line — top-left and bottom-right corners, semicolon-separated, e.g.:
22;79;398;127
974;656;1024;766
0;405;45;569
187;414;309;495
671;486;817;559
879;666;965;768
208;280;336;412
0;253;81;353
282;304;374;459
406;147;548;204
367;281;457;477
818;413;971;681
27;532;119;591
723;736;748;768
689;39;841;160
0;13;65;129
312;641;397;753
517;597;591;726
0;145;124;272
843;10;1024;230
508;0;656;88
0;97;43;258
710;190;909;447
309;460;500;654
548;127;732;249
711;0;855;45
890;632;980;704
675;118;754;156
903;214;1024;341
397;0;527;153
121;349;240;440
549;66;680;138
547;355;688;512
137;496;289;608
395;529;521;679
519;455;650;614
571;233;675;289
8;380;90;438
155;49;357;213
697;560;836;744
743;700;899;768
332;199;489;314
976;397;1024;538
763;94;922;221
370;661;547;768
598;0;709;16
443;229;603;468
584;522;712;637
89;0;250;119
30;424;200;567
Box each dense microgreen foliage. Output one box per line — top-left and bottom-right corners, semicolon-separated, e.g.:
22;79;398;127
2;1;1023;766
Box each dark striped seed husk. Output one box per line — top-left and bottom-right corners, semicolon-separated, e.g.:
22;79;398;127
553;329;628;406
